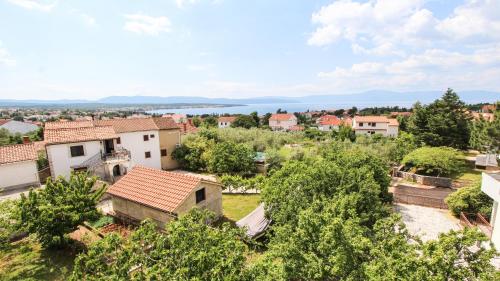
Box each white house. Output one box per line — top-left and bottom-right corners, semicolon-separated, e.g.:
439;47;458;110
0;143;40;190
352;116;399;137
481;172;500;250
269;114;298;131
218;116;236;128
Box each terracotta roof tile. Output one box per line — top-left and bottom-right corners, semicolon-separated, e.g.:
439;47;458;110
218;116;236;123
0;143;37;165
152;117;180;130
106;166;205;213
45;126;118;145
318;115;342;126
0;119;10;126
269;114;296;121
94;118;159;133
44;120;94;130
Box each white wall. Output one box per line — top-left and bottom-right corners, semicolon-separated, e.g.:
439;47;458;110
0;161;39;189
269;119;297;130
47;141;102;179
117;130;161;169
218;121;231;128
481;173;500;250
353;119;398;137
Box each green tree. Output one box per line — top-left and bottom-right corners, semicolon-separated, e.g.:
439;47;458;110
445;183;493;218
231;115;258;129
408;89;472;149
192;116;201;127
201;115;218;128
469;108;500;152
206;141;255;174
402;146;464;177
335;124;356;142
18;173;105;248
71;209;247;280
172;135;214;171
262;113;272;126
250;111;260;127
0;200;23;248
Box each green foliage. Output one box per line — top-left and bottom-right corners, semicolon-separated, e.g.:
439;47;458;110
231;115;258;129
335;124;356;142
402;146;464;176
88;215;114;229
445;183;493;218
71;209;248;280
408;89;472;149
206;141;256;174
172;135;215;171
469;108;500;152
215;127;305;152
201;115;218;128
192;116;201;127
304;128;326;141
219;174;265;191
0;200;22;248
18;173;105;248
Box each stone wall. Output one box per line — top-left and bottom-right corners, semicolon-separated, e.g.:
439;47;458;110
396;170;452;188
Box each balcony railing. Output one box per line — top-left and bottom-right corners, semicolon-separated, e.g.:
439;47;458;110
102;148;131;162
460;212;492;238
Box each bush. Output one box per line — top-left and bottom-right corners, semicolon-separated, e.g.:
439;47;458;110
206;141;255;174
445;183;493;218
402;146;464;177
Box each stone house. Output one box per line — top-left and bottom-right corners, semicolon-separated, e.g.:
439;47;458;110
269;114;297;131
106;166;223;228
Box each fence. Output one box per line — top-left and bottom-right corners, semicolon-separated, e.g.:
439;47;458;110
393;193;448;209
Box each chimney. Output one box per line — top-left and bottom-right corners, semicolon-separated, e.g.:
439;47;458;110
22;136;31;144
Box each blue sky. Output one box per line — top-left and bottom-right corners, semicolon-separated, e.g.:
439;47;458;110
0;0;499;100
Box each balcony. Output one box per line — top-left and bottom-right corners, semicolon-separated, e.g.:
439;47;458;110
102;148;130;163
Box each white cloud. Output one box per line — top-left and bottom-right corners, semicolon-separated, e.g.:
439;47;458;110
187;64;215;71
175;0;222;8
7;0;56;12
123;14;171;36
81;14;97;27
0;42;16;66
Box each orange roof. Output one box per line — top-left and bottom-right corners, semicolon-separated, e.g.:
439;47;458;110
33;141;46;152
44;120;94;130
0;119;10;126
0;143;37;165
94;118;159;133
106;166;210;213
355;116;399;126
45;126;118;145
318;115;342;126
218;116;237;123
179;120;198;134
269;114;296;121
152;117;180;130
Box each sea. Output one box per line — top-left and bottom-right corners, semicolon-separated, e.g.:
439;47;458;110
147;101;414;115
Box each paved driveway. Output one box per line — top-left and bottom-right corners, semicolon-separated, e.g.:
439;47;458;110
394;203;461;242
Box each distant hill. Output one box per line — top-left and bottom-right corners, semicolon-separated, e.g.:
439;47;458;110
1;90;498;107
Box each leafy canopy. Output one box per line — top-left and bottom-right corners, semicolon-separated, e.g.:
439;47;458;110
402;146;464;177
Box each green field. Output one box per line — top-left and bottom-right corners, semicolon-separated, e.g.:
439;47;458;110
222;194;261;222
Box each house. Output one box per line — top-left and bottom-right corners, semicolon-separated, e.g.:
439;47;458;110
317;115;353;131
0;120;39;134
162;114;187;124
43;117;181;180
218;116;236;128
44;123;130;182
269;114;297;131
179;119;199;135
481;104;497;113
480;173;500;249
153;117;181;170
352;116;399;137
106;166;223;228
471;112;495;122
0;143;40;190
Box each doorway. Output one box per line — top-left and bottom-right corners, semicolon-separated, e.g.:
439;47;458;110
113;165;121;177
104;139;114;155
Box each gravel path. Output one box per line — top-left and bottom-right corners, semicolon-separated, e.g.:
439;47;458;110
394;203;462;242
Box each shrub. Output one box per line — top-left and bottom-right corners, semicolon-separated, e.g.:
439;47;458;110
445;183;493;218
402;146;464;177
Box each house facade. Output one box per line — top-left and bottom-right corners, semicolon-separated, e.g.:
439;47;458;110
481;173;500;249
153;117;181;170
0;143;40;190
269;114;298;131
106;166;223;228
218;116;236;128
352;116;399;137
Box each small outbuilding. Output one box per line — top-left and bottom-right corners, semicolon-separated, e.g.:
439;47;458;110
0;143;40;191
106;166;223;228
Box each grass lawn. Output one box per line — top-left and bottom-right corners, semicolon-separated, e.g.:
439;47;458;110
0;237;78;281
453;168;482;188
222;194;261;222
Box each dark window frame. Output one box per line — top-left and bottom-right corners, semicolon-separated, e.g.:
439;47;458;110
359;122;364;127
145;151;151;158
70;145;85;157
161;149;167;157
116;137;121;144
150;134;155;138
195;188;206;203
143;135;149;141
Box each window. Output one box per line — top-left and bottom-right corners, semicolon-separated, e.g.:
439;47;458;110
370;122;376;127
195;188;206;203
150;134;155;138
116;137;121;144
359;122;364;127
73;167;87;173
145;151;151;158
70;145;85;157
143;135;149;141
161;149;167;157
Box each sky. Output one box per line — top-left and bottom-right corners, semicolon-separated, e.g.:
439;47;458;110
0;0;500;100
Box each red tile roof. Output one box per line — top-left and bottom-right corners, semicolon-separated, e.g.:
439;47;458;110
0;119;10;126
218;116;237;123
269;114;296;121
152;117;180;130
45;126;118;145
44;120;94;130
94;118;159;133
106;166;207;213
0;143;38;165
179;120;198;134
318;115;342;126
